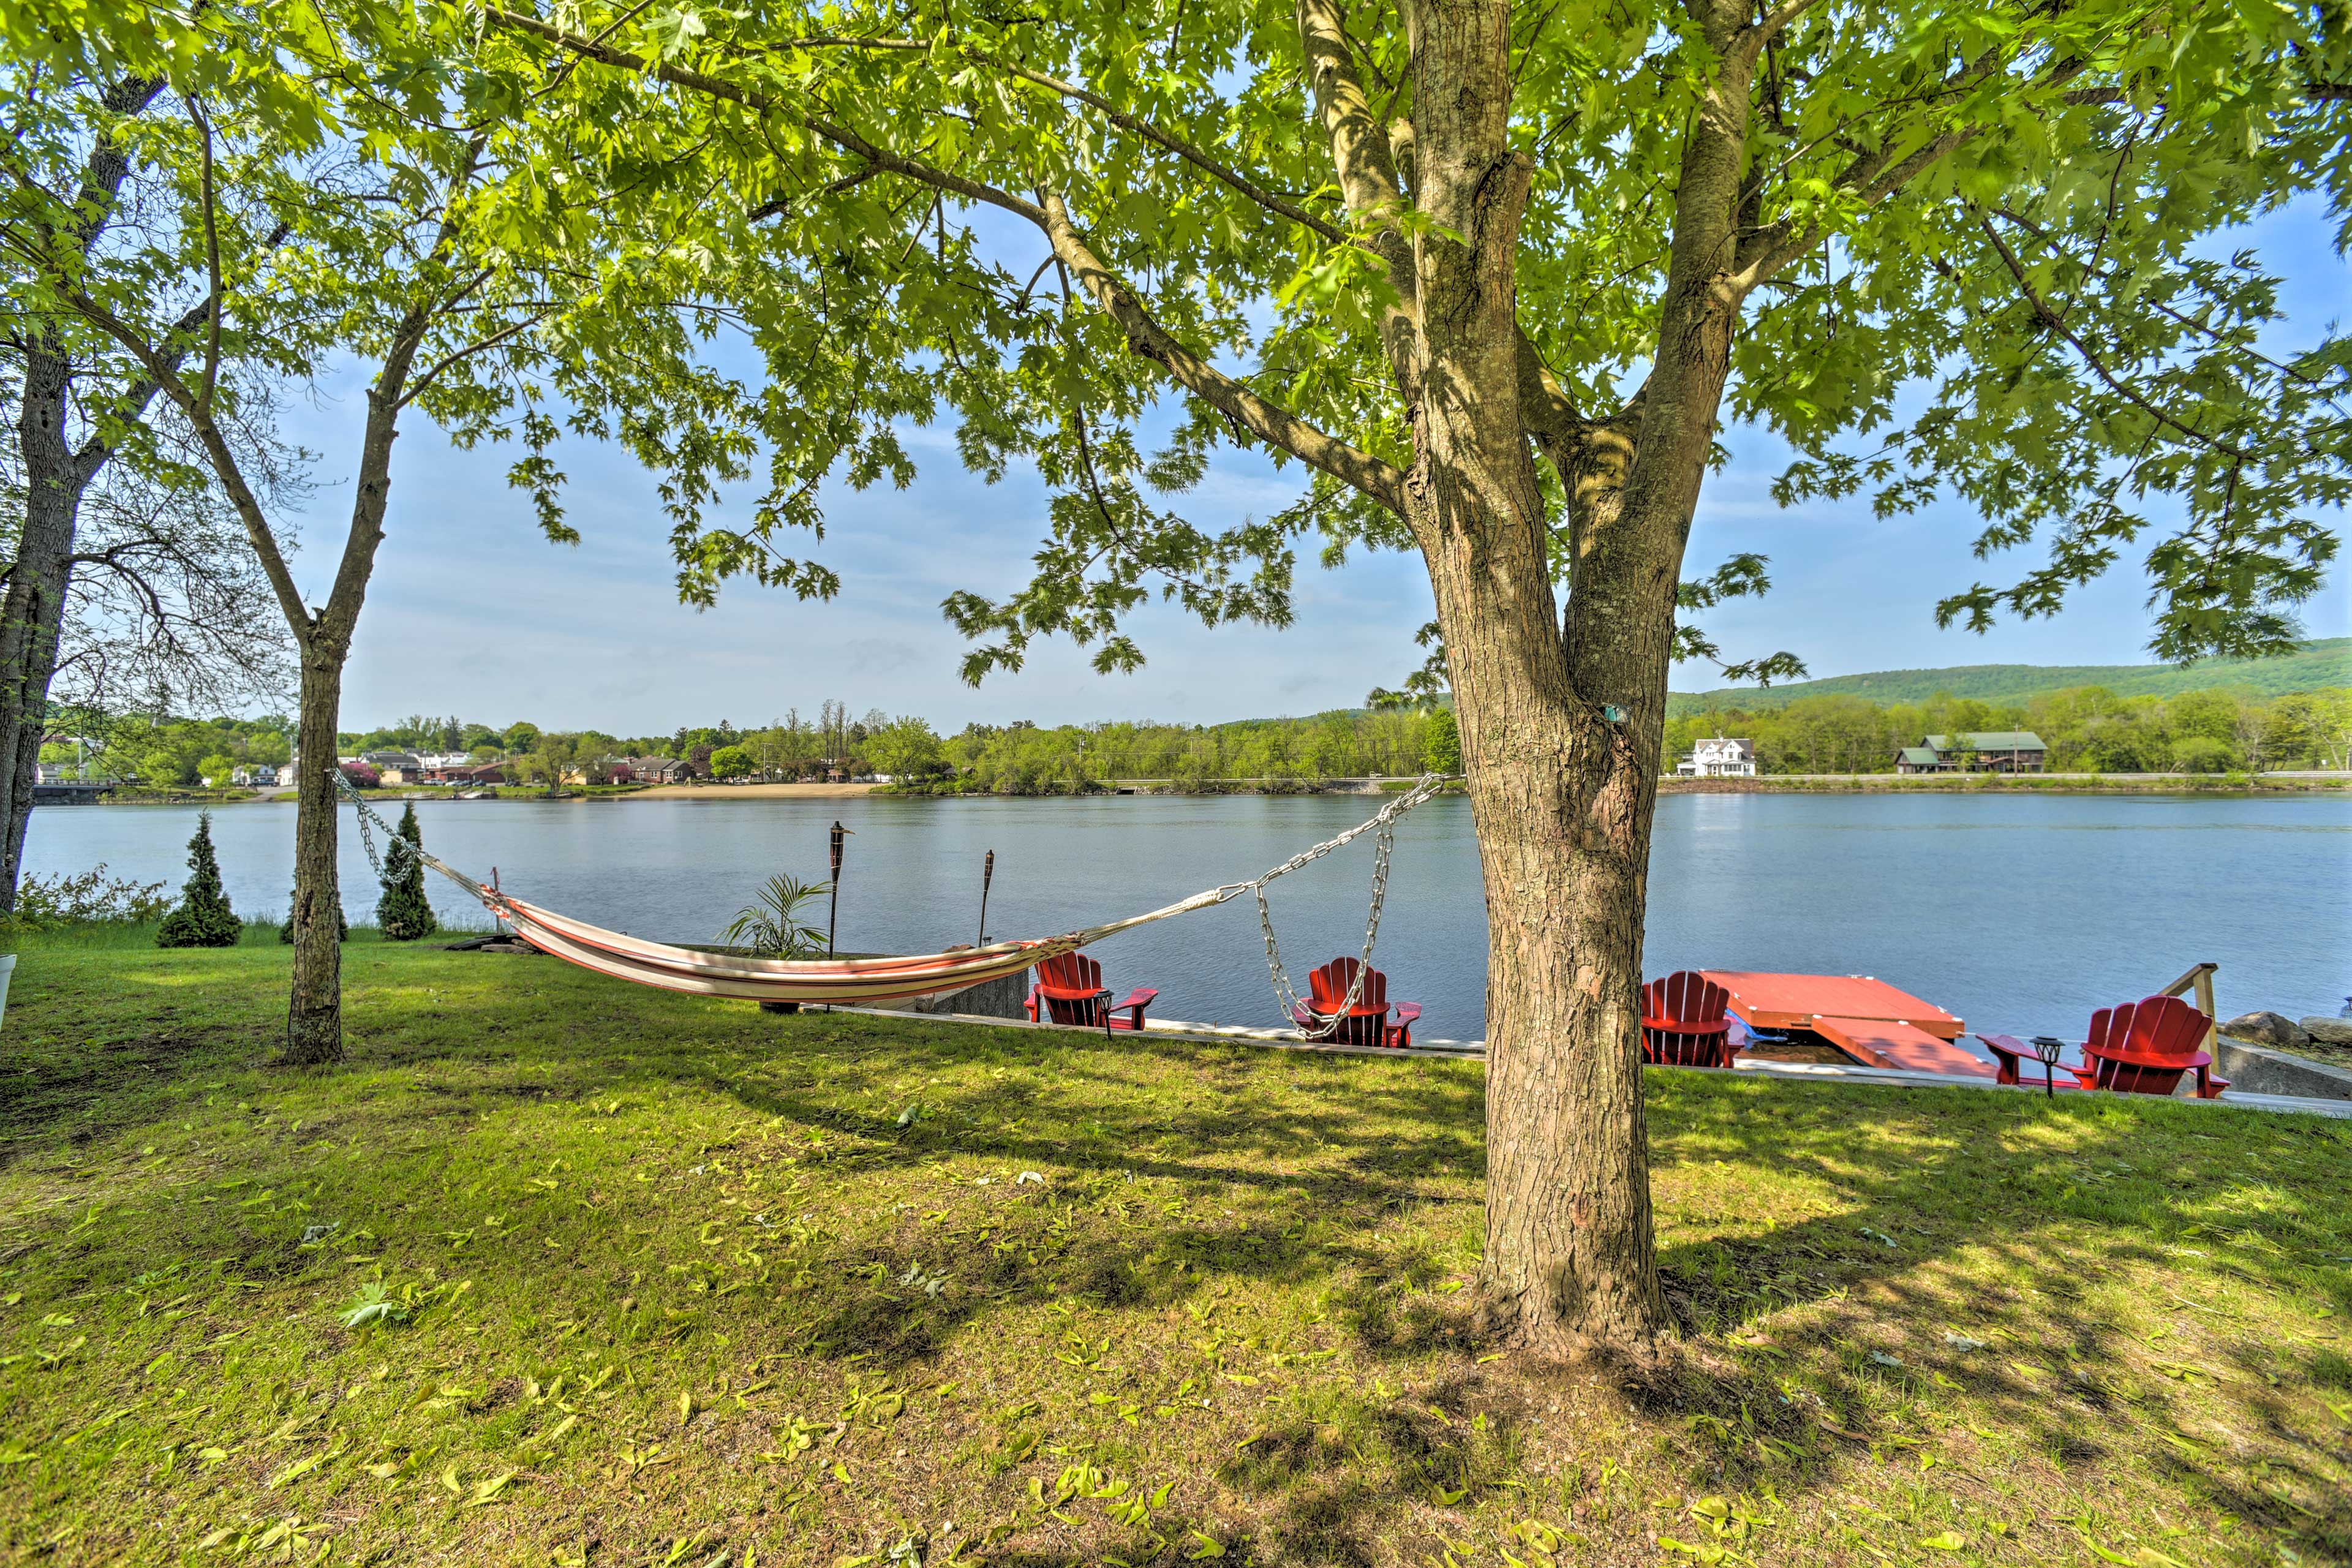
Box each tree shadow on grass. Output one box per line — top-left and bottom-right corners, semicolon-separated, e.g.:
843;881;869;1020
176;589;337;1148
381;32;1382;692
13;951;2350;1564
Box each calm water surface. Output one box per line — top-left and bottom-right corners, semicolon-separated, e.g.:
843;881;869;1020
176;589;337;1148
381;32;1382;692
25;792;2350;1046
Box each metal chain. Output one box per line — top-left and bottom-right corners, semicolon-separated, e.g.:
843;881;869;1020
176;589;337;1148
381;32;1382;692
1248;774;1444;1038
332;767;435;886
347;780;386;878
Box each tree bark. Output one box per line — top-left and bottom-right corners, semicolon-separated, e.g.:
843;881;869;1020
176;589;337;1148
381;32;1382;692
1389;0;1755;1353
1422;419;1676;1354
0;77;167;910
0;345;85;910
282;646;347;1062
278;382;409;1063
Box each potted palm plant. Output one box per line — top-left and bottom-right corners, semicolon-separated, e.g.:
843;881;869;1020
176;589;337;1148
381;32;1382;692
717;873;829;1014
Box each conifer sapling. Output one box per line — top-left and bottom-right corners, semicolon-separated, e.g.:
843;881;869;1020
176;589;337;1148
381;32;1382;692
156;812;241;948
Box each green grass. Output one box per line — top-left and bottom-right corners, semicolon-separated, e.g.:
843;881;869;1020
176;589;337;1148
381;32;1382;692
1668;637;2352;714
0;933;2346;1567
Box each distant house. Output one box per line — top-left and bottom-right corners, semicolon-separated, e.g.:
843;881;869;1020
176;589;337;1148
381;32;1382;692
1895;731;2048;774
631;757;692;784
410;751;477;782
232;764;281;786
1676;736;1756;778
361;750;423;779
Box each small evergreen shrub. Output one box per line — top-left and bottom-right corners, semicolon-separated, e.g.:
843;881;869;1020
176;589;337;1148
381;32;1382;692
375;802;438;941
155;813;242;948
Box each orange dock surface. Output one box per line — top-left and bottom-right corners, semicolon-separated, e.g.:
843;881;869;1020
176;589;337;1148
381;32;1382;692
1700;971;1994;1079
1807;1015;1997;1078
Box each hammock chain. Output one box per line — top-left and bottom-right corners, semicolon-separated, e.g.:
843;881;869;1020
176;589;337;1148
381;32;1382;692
345;775;388;878
333;767;486;902
1246;774;1444;1038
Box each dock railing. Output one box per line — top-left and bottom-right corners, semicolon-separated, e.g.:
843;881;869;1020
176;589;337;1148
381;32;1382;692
2158;961;2219;1054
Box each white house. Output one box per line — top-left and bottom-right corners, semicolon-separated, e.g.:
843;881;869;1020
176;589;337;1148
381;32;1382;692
1676;736;1757;777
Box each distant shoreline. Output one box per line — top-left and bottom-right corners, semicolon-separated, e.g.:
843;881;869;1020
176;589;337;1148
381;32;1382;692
58;771;2350;807
1656;771;2350;794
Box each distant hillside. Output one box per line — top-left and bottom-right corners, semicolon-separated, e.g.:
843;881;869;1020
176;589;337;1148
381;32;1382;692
1668;638;2351;715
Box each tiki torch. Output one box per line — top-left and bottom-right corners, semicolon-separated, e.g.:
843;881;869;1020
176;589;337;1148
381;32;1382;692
978;849;996;947
826;820;850;957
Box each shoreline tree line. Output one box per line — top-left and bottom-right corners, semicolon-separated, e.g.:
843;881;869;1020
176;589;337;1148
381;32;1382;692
59;680;2350;794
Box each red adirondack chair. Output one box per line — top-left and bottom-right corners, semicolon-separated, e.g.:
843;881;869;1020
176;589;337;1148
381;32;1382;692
1980;995;2229;1098
1640;971;1735;1068
1025;951;1158;1036
1292;957;1422;1048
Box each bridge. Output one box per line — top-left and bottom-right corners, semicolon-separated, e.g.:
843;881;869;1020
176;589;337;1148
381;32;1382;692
31;781;113;805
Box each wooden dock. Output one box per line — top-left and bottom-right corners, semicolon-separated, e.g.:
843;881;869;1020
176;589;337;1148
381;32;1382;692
1696;970;1999;1078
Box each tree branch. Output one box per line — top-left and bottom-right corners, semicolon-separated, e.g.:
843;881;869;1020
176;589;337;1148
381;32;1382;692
1989;206;2339;396
482;7;1050;228
1041;192;1404;511
51;284;315;644
1294;0;1419;394
185;94;225;419
396;304;558;409
753;33;1358;246
1972;209;2255;462
1730;0;1828;66
489;6;1404;511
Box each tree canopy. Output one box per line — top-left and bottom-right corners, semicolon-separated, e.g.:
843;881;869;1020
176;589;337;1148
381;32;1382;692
447;0;2348;673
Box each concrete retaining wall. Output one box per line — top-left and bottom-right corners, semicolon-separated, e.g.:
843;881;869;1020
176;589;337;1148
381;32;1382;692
2216;1038;2352;1101
883;967;1031;1020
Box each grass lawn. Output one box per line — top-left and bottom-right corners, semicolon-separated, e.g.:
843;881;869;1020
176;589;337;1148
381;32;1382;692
0;929;2346;1567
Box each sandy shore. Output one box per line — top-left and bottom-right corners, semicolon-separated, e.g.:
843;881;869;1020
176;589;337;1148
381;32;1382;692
625;781;880;799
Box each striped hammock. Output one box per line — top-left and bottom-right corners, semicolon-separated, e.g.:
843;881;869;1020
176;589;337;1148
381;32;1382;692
337;773;1447;1011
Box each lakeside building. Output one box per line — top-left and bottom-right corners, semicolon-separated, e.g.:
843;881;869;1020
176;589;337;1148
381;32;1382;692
360;750;424;784
1676;736;1757;777
1895;731;2049;774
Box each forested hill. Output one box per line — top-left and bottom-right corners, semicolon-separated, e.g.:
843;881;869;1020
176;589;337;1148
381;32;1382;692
1668;638;2351;715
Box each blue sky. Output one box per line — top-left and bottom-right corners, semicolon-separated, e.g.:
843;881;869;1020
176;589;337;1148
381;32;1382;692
287;198;2349;736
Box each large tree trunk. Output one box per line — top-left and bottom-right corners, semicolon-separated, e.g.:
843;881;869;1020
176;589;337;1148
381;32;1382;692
1419;424;1678;1354
1426;0;1750;1353
1386;0;1676;1352
0;78;171;910
283;647;348;1063
0;345;84;912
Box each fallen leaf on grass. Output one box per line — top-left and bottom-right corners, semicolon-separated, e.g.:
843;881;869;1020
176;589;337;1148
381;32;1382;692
529;1413;579;1450
1185;1532;1225;1560
265;1451;328;1489
1917;1532;1965;1550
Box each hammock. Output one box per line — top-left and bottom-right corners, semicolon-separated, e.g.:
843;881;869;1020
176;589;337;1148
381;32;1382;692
336;772;1448;1016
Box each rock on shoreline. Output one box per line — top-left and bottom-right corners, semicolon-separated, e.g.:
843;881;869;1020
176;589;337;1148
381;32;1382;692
2301;1016;2352;1049
2223;1011;2312;1049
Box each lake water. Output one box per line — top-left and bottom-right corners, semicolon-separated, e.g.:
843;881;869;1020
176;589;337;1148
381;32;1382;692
23;792;2351;1049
